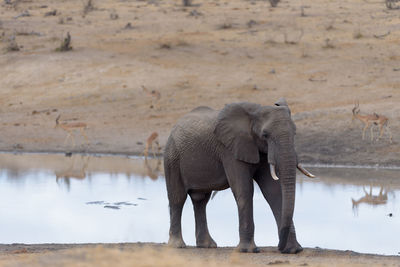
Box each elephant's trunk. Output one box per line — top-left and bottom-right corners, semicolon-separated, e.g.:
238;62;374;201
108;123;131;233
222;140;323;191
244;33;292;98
277;154;297;250
278;157;296;228
268;137;297;250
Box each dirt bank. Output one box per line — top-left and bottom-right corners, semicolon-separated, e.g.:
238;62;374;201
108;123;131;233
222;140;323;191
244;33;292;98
1;243;399;267
0;0;399;165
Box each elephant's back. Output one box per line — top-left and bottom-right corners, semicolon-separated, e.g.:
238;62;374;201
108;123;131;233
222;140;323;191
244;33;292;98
169;106;219;154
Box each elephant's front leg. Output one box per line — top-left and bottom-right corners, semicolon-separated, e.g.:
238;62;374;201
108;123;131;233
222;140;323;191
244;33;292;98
224;161;259;253
255;167;303;254
189;191;217;248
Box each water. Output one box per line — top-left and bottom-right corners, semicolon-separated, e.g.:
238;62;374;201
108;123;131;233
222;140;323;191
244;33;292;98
0;153;399;255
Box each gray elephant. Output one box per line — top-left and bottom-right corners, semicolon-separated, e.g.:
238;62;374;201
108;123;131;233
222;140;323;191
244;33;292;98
164;99;315;253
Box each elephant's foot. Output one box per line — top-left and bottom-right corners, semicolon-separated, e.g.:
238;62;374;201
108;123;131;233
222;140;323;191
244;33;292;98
278;229;303;254
280;241;303;254
168;236;186;248
237;241;260;253
196;236;217;248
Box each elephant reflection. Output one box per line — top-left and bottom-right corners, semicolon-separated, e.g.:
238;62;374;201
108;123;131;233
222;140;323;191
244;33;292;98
352;185;388;214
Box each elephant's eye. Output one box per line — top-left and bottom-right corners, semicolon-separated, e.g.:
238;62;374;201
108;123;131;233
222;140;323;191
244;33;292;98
262;131;269;139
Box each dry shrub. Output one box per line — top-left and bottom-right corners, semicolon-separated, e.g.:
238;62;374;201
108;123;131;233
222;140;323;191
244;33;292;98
109;9;119;20
55;32;72;52
269;0;279;7
322;38;335;49
218;23;233;30
6;35;19;52
83;0;94;17
159;43;172;49
353;30;363;39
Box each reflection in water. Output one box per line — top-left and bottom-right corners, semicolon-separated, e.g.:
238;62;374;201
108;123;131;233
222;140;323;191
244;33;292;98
351;186;389;215
0;153;399;255
55;155;91;191
144;158;162;180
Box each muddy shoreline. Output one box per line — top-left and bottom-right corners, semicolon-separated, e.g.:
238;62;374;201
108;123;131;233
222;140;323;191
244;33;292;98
1;149;400;169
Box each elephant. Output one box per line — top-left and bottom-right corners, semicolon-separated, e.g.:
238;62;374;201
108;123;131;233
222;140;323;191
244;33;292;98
163;99;315;253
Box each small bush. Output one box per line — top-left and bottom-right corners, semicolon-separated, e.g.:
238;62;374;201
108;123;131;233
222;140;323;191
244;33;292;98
83;0;94;17
353;30;363;39
6;35;19;52
322;38;335;49
55;32;72;52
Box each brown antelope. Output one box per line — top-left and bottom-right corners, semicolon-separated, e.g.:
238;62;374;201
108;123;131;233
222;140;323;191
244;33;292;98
55;115;89;147
143;132;161;158
352;102;393;143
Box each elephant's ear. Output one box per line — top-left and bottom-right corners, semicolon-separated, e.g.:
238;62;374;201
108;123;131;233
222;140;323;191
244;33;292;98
214;103;260;164
275;97;291;116
275;97;288;107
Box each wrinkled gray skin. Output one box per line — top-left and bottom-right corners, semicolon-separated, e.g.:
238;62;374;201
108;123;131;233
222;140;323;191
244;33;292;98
164;99;302;254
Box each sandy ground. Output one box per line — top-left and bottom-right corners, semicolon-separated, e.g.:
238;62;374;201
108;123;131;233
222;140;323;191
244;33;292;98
1;243;400;267
0;0;399;165
1;0;400;265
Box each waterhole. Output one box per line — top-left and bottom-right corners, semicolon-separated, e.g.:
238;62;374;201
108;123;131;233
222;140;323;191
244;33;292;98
0;153;399;255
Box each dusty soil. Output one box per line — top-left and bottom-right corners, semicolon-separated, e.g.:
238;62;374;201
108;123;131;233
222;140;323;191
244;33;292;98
1;0;400;264
1;243;400;267
0;0;399;165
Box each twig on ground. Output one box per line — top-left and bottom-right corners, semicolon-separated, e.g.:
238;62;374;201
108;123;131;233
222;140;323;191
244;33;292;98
13;10;30;19
373;31;391;39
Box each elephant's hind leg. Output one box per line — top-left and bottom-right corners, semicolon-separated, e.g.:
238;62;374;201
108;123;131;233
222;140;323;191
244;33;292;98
165;156;187;248
189;191;217;248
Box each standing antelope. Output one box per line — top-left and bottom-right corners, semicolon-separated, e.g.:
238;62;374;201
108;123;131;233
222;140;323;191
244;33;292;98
55;115;89;147
143;132;161;158
352;103;393;143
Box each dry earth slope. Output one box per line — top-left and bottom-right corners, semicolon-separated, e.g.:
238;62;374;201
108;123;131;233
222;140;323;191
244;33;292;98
0;0;399;165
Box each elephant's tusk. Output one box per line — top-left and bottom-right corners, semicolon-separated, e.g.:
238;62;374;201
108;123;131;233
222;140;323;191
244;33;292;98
269;164;279;180
297;164;316;178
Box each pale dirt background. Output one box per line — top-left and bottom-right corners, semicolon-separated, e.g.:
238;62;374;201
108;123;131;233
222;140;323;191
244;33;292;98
0;0;399;165
1;0;400;265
